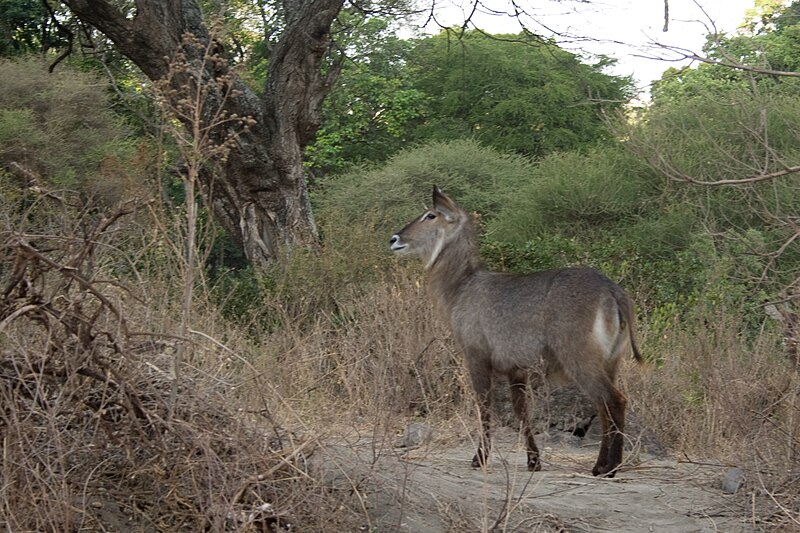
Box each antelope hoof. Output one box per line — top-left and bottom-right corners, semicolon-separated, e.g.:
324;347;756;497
592;463;617;478
528;456;542;472
471;450;488;468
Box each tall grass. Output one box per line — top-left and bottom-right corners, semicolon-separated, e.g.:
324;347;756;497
0;187;400;531
2;190;798;529
2;135;798;529
624;316;799;528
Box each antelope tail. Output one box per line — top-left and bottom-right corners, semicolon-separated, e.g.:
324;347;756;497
613;287;643;363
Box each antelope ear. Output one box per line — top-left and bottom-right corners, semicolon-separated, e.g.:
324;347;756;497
432;185;458;222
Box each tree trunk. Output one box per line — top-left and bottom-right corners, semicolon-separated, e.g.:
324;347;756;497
62;0;343;267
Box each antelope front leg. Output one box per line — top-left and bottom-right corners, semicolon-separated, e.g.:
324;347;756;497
468;358;493;468
472;401;492;468
509;370;542;472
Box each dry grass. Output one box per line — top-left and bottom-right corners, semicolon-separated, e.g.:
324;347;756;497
249;268;466;421
622;315;800;529
0;191;388;531
2;189;799;531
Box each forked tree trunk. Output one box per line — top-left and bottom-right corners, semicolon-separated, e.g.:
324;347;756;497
63;0;344;267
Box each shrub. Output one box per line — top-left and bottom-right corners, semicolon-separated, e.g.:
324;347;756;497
0;57;149;204
487;145;657;244
313;138;535;234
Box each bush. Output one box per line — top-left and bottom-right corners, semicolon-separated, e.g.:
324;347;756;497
487;145;657;244
313;138;535;234
0;57;149;204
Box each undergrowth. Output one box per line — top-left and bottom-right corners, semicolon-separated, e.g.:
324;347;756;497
2;186;798;530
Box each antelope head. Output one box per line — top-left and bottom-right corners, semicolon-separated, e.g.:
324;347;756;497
389;186;466;270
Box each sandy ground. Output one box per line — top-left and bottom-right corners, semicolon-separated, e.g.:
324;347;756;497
313;426;754;532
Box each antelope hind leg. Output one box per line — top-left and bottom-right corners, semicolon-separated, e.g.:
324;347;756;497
592;388;626;478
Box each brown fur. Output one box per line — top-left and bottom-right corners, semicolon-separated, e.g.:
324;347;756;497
390;186;642;477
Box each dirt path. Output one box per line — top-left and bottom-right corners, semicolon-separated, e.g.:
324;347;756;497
314;426;753;532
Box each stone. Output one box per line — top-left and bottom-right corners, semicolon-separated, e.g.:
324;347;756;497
399;423;434;448
722;467;745;494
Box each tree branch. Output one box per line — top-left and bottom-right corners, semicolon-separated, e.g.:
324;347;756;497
668;164;800;187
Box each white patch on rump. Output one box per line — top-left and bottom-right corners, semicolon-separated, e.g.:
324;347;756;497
593;308;617;358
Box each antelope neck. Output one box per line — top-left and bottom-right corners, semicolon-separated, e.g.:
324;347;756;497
427;233;481;311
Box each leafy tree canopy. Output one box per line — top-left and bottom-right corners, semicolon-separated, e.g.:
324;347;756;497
632;1;800;299
652;0;800;103
406;30;633;158
0;0;71;56
307;28;634;173
305;17;427;174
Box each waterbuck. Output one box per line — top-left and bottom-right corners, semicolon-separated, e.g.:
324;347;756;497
389;186;642;477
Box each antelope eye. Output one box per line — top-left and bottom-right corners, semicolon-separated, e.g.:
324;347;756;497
425;212;437;220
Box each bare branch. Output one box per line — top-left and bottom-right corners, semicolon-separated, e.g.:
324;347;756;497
669;165;800;187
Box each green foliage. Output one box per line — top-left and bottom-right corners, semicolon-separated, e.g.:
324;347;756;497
624;4;800;318
0;57;149;203
628;83;800;296
652;1;800;102
306;17;427;173
407;31;634;158
0;0;70;56
0;108;43;152
743;0;800;72
631;88;800;206
313;138;535;233
487;145;657;244
308;27;634;173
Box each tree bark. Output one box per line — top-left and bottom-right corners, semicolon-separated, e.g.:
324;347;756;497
62;0;344;267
